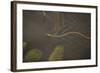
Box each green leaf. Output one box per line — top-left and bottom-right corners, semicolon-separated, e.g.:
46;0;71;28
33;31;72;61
48;45;64;61
24;49;42;62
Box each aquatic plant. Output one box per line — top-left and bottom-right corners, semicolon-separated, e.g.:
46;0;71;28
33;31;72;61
24;49;42;62
48;45;64;61
23;42;27;48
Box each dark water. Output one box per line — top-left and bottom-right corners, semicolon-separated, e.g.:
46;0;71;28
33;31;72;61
23;10;91;62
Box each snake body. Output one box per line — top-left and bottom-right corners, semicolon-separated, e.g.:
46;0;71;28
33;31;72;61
46;32;90;40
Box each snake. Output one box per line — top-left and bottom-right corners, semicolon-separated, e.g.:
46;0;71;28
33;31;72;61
46;32;90;40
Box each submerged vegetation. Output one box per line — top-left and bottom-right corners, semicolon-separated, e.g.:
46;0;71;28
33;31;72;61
23;42;27;48
23;45;64;62
48;45;64;61
24;49;43;62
